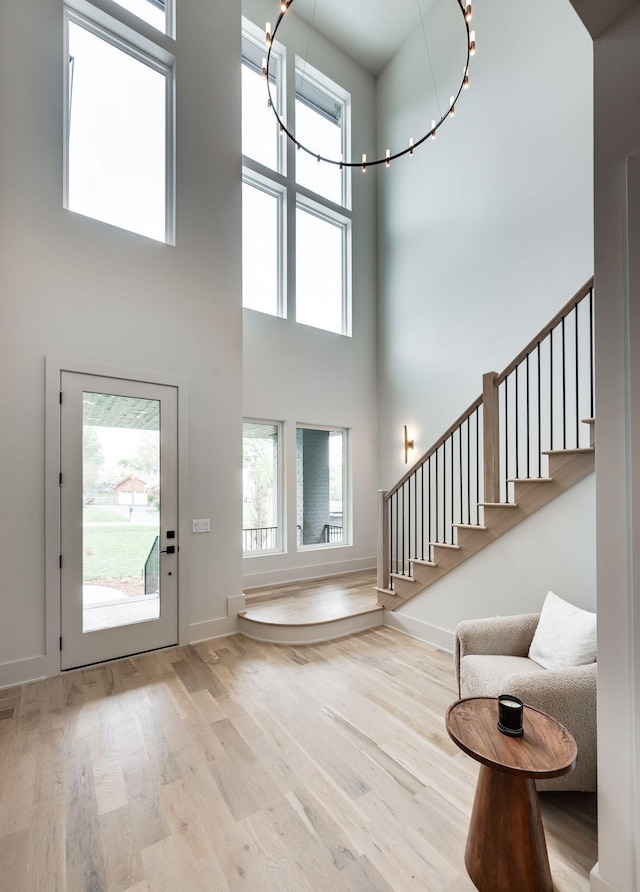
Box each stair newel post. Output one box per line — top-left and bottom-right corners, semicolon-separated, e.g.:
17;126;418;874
377;490;390;591
483;372;501;504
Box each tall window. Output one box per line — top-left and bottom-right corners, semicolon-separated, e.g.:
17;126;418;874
64;8;175;243
296;426;348;548
243;421;282;554
241;19;352;335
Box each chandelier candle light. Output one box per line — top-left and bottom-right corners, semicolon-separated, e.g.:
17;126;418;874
264;0;475;169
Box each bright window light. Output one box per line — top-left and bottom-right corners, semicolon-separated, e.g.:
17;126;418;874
295;96;343;205
242;44;281;172
242;181;282;316
66;20;169;242
296;206;346;335
111;0;166;32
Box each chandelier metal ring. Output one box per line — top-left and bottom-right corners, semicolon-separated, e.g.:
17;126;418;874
264;0;474;169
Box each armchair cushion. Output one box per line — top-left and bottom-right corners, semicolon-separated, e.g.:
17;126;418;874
528;590;597;670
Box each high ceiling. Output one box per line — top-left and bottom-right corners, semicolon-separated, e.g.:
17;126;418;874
291;0;440;76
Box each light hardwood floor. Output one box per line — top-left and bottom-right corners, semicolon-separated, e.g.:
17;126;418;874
0;629;596;891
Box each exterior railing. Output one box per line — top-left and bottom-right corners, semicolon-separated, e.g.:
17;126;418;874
144;535;159;595
243;526;278;552
323;523;343;543
378;279;595;591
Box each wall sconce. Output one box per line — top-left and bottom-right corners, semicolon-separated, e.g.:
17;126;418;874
404;425;415;464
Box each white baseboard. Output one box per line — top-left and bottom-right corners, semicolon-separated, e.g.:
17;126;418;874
242;557;376;591
383;611;454;653
188;595;245;644
589;864;622;892
0;655;48;690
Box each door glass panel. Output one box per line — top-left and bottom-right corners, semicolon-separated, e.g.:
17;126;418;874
82;392;161;631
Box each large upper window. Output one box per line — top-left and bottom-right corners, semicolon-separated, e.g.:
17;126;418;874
64;9;174;243
241;19;352;336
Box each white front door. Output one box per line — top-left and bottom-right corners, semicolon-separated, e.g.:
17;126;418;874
60;372;178;670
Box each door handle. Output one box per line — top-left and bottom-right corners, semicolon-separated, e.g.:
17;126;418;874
160;545;176;554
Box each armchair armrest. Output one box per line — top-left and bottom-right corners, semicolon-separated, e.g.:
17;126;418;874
455;613;540;693
504;662;597;722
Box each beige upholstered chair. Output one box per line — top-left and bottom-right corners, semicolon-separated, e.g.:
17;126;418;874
455;613;597;792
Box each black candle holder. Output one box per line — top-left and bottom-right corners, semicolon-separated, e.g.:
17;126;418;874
497;694;524;737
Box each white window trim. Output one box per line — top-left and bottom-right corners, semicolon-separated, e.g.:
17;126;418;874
241;17;286;178
294;56;351;211
241;18;353;336
63;3;176;244
242;171;287;319
296;423;351;551
243;419;285;557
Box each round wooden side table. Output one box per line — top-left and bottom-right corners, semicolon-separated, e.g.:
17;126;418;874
446;696;577;892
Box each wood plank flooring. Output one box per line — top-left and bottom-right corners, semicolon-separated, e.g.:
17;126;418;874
243;570;380;625
0;629;596;891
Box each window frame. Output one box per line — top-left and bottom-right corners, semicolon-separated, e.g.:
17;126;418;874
242;419;285;557
241;17;353;336
295;423;350;551
241;21;286;177
294;57;351;211
295;196;351;336
242;171;287;319
63;2;176;244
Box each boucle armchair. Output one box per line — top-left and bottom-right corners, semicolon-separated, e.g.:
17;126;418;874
455;613;597;792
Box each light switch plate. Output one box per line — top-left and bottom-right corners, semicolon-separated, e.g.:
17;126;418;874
192;519;210;533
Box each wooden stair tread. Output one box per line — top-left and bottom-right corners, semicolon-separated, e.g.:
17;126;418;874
542;447;594;456
429;542;460;550
453;523;488;531
480;501;519;508
412;558;438;568
390;572;416;583
507;476;553;484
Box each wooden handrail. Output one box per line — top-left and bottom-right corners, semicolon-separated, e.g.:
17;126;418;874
384;278;594;504
386;394;483;500
495;278;594;386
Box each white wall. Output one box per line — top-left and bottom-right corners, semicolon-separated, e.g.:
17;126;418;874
591;5;640;889
373;0;595;651
376;0;594;488
242;0;379;588
0;0;243;684
389;475;595;652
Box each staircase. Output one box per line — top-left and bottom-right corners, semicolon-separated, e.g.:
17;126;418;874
377;279;595;610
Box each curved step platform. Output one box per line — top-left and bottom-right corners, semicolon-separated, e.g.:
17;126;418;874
240;572;383;645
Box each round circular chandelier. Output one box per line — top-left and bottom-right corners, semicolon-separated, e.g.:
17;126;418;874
263;0;475;170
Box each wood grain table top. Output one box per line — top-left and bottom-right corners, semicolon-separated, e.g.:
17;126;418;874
446;697;577;779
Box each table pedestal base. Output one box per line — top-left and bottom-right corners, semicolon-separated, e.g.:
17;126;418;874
465;764;553;892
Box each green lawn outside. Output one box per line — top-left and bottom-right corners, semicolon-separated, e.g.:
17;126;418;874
83;507;123;523
83;524;159;581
